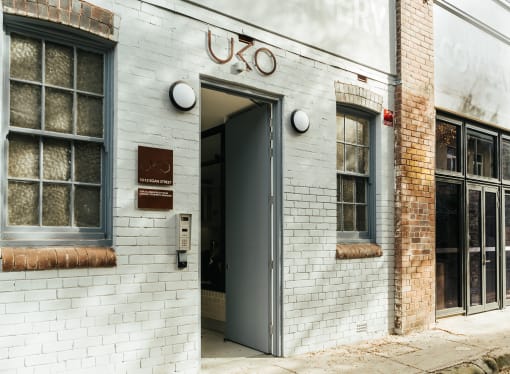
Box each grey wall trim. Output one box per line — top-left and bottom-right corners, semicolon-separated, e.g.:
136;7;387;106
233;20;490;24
492;0;510;12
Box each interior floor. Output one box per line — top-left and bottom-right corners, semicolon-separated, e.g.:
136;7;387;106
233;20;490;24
201;328;264;361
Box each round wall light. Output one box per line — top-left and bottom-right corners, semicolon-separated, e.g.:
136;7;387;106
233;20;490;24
291;110;310;133
169;81;196;111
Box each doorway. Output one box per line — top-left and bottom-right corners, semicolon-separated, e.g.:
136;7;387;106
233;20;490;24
466;185;499;313
199;83;280;357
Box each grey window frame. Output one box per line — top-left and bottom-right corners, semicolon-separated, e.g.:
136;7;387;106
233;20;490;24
336;106;376;243
0;16;114;247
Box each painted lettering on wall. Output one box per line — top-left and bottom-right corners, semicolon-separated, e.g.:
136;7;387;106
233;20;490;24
207;30;277;76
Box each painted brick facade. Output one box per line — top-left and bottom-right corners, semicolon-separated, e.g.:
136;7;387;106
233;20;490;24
0;0;396;372
394;0;436;333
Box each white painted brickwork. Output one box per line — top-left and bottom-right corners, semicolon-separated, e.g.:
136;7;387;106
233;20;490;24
0;0;395;372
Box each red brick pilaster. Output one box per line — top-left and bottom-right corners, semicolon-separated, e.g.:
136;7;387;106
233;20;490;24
394;0;435;334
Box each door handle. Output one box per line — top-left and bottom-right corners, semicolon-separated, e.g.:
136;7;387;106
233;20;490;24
482;254;491;265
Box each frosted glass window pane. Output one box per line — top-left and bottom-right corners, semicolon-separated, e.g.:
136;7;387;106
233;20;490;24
336;143;344;171
45;42;73;88
357;118;369;145
75;142;101;183
343;205;354;231
345;116;357;143
43;184;70;226
74;186;100;227
336;175;341;202
356;205;367;231
45;88;73;133
359;148;369;174
356;178;366;203
77;50;103;94
336;115;344;142
44;139;71;181
10;34;41;82
8;182;39;225
77;95;103;137
342;177;354;203
345;145;356;172
8;134;39;178
337;204;342;231
10;82;41;129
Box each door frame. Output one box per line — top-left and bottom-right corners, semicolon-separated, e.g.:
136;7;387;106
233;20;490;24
199;78;283;356
501;188;510;307
465;183;500;314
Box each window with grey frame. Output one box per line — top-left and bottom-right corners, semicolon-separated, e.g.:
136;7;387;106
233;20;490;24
336;110;371;240
3;30;112;245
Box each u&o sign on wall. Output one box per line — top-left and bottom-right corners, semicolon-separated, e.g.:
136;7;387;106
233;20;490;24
206;30;277;76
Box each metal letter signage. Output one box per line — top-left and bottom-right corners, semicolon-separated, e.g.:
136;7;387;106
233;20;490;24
138;146;173;186
207;30;277;76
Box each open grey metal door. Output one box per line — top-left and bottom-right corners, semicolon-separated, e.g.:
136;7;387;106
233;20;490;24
225;104;271;353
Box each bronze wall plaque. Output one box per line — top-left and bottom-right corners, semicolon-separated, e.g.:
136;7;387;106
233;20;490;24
138;189;173;210
138;146;173;186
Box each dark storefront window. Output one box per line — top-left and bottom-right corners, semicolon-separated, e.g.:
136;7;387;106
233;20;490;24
468;189;482;306
467;130;496;178
436;121;460;172
436;182;462;309
506;193;510;299
435;115;510;313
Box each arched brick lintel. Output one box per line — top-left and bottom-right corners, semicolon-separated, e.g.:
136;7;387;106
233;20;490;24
335;82;383;114
3;0;117;40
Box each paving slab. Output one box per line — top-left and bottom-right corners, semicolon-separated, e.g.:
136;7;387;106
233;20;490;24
393;340;487;372
202;308;510;373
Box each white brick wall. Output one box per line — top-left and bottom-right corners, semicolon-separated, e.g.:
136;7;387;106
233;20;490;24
0;0;395;372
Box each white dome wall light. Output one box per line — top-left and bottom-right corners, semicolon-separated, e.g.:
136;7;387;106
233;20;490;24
291;109;310;133
169;81;197;111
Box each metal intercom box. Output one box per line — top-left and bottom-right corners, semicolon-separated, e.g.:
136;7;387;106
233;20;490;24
177;213;191;252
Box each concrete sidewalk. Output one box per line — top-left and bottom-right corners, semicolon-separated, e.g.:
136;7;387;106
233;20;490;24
202;308;510;373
